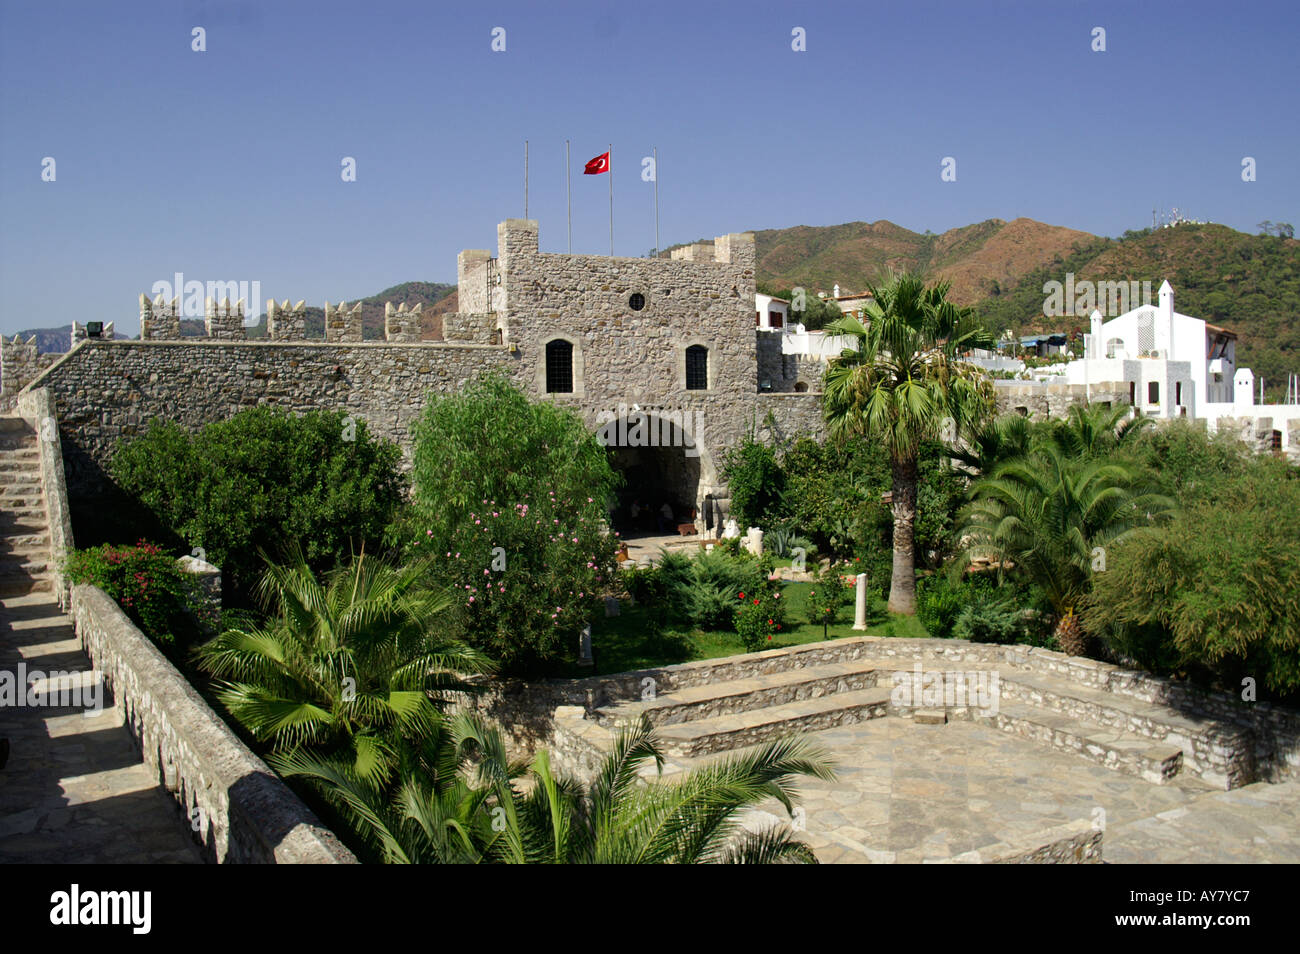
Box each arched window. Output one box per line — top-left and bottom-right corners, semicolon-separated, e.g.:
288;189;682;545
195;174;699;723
685;345;708;390
545;339;573;393
1105;337;1124;359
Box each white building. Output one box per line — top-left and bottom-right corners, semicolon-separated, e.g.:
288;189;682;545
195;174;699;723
755;293;789;330
754;293;857;358
1036;280;1300;453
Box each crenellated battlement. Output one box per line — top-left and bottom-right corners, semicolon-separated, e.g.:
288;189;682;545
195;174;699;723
140;294;182;339
266;299;308;340
205;297;248;340
383;301;423;342
0;334;59;406
324;301;363;342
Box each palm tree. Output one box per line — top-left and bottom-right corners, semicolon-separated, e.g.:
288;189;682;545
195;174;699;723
275;712;526;864
949;411;1037;480
823;273;996;614
958;442;1175;655
196;550;492;786
285;714;837;864
1045;402;1154;460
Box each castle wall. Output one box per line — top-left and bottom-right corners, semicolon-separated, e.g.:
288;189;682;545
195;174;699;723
27;339;513;492
994;380;1132;419
17;219;828;517
1;335;59;410
492;220;759;413
27;337;827;501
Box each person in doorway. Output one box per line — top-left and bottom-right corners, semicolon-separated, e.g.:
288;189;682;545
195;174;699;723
657;501;674;532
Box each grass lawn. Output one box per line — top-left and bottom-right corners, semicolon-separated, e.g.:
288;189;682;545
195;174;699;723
560;581;930;677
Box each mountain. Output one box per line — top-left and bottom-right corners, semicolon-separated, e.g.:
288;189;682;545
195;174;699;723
751;217;1096;305
974;224;1300;402
13;221;1298;402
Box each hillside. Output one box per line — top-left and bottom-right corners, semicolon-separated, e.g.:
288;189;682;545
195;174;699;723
974;224;1300;402
14;222;1297;403
751;217;1096;305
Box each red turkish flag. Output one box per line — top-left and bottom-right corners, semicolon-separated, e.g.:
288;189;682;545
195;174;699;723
584;152;610;175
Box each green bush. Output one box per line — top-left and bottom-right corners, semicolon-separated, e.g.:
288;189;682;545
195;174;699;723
915;574;969;639
65;541;215;648
1082;458;1300;696
805;563;853;637
111;408;404;606
673;549;765;631
952;595;1025;644
735;585;788;652
406;375;621;672
721;437;784;527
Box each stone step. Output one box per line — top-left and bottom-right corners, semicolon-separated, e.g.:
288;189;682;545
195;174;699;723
0;417;30;433
0;506;47;522
0;478;42;494
999;672;1253;789
0;575;53;597
0;531;50;549
0;435;37;451
0;447;39;462
596;659;880;728
0;544;51;563
0;518;49;536
0;460;41;474
976;700;1189;786
586;637;880;704
0;496;42;512
650;686;892;758
0;564;52;587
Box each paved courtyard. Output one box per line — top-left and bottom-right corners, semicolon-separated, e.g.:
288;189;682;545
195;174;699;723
671;717;1300;864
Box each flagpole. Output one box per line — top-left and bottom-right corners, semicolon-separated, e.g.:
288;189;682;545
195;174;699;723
653;146;660;258
608;142;614;257
524;140;529;218
566;140;572;253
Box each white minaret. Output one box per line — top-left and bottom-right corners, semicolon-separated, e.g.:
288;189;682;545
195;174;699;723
833;283;840;298
1158;279;1174;318
1089;309;1103;359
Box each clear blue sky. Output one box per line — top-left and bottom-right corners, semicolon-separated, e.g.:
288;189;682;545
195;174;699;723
1;0;1297;335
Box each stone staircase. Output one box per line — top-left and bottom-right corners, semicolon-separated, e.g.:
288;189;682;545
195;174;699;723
595;658;890;757
0;418;54;600
0;414;203;861
586;641;1255;790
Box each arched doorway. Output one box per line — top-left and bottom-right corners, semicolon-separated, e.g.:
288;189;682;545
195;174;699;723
596;410;717;539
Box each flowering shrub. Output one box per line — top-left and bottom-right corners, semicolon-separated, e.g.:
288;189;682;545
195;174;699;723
734;585;787;653
407;375;621;672
64;541;216;648
414;492;618;672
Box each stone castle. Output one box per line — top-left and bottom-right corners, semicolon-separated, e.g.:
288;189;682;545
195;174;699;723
0;220;825;523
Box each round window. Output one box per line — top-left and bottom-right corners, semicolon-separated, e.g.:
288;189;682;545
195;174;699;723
628;293;646;311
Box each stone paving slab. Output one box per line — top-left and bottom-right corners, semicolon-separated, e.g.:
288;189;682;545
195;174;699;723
669;717;1297;864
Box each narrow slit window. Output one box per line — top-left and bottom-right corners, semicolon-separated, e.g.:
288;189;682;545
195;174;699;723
685;345;708;390
546;339;573;393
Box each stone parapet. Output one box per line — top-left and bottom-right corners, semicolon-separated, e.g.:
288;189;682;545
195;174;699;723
70;584;356;864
